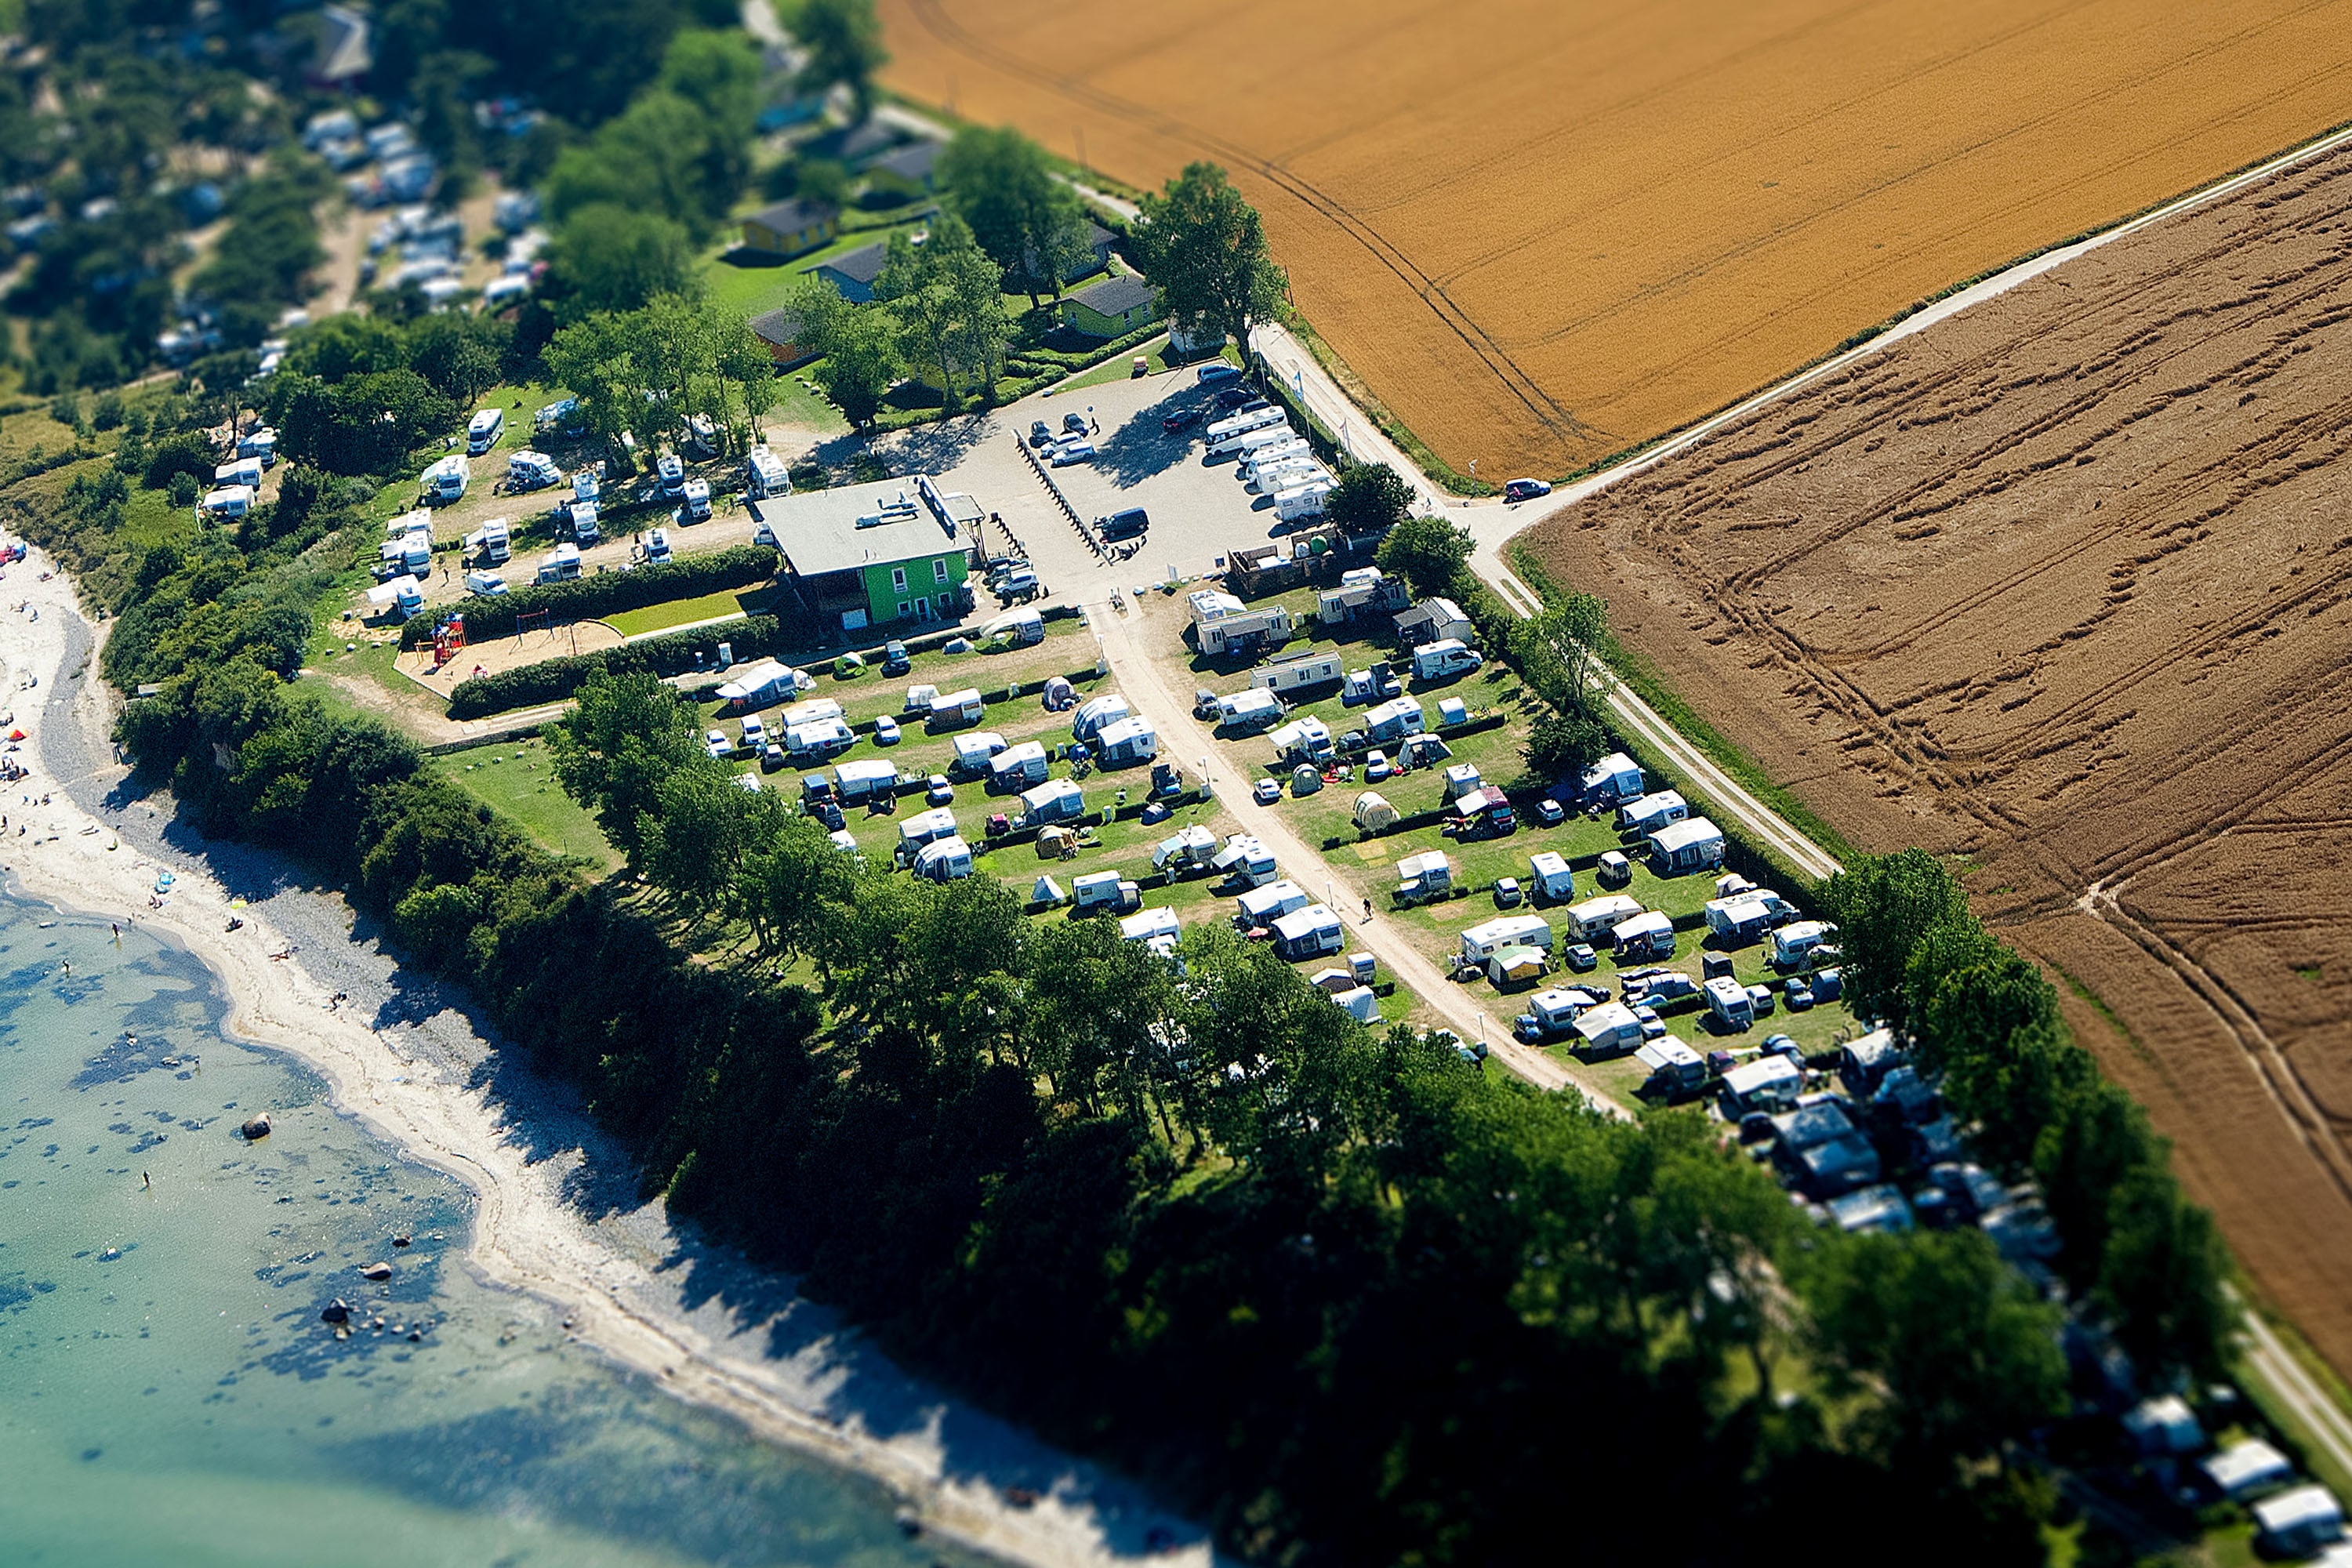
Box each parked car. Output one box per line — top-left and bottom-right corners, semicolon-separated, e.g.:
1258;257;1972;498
760;740;788;771
1062;411;1090;434
926;775;954;807
1532;797;1566;826
1504;477;1555;503
1747;983;1777;1017
873;715;902;746
1493;877;1523;908
704;728;731;759
1029;420;1053;447
1049;441;1095;466
882;639;910;676
1163;406;1202;433
1596;851;1632;887
1785;976;1816;1011
1363;748;1392;782
1254;776;1283;804
1563;942;1597;972
1197;362;1242;386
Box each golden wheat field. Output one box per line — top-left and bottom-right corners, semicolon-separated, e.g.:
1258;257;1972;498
880;0;2352;477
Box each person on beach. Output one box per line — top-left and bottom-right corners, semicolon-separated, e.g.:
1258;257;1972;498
1363;898;1374;923
141;1172;149;1190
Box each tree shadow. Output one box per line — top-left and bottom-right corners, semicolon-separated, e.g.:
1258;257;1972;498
1089;407;1189;491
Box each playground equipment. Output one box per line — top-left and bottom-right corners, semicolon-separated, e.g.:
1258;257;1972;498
431;612;467;667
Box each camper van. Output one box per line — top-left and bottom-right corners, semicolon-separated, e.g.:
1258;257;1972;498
1250;650;1343;695
786;718;855;760
1610;910;1677;961
1396;851;1452;906
1773;920;1838;970
655;453;684;496
464;570;509;597
466;517;511;563
928;688;985;728
419;453;470;505
681;479;711;521
644;528;672;565
1235;879;1311;927
1273;481;1334;522
1578;752;1646;808
950;731;1011;778
1213;834;1279;888
1214;688;1285;733
1704;976;1755;1032
1203;404;1287;443
1269;903;1345;962
1270;716;1334;766
832;759;899;804
912;835;975;882
1460;915;1554;968
1647;818;1726;876
1564;894;1645;944
1072;694;1131;742
1096;716;1159;765
1618;789;1689;833
535;543;583;583
466;407;505;455
1527;851;1573;903
1410;639;1483;681
365;574;426;619
508;450;561;492
745;445;790;499
1636;1037;1708;1094
566;499;601;545
1152;824;1218;877
1018;777;1088;828
988;739;1051;790
1363;697;1426;744
1207;419;1293;459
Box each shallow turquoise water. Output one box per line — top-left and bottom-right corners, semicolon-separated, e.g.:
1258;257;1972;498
0;895;987;1568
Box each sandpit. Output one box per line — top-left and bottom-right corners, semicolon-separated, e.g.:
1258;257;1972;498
394;618;625;694
881;0;2352;477
1520;147;2352;1375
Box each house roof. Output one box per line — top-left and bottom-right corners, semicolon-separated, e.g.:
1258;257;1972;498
750;480;967;579
1084;219;1116;251
747;198;839;234
867;140;939;183
811;239;889;287
1067;272;1155;318
815;121;903;165
750;307;804;348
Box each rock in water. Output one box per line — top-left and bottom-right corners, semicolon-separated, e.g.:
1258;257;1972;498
320;1299;350;1324
239;1113;271;1140
358;1261;392;1282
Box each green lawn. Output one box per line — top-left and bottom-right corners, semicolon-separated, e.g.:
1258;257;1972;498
431;739;621;871
604;583;780;638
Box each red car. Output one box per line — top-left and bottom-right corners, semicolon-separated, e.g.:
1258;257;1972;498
1504;477;1554;503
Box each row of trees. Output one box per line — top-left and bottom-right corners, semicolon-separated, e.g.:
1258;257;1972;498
543;295;781;459
263;310;516;476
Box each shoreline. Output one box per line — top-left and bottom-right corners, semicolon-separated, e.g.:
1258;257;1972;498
0;540;1216;1568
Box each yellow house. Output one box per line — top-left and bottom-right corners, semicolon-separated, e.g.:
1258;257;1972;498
741;198;840;259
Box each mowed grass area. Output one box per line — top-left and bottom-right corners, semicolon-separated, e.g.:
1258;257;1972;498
603;583;783;638
880;0;2352;477
430;738;622;871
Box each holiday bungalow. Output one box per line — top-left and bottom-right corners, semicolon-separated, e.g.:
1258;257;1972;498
1060;273;1160;340
741;198;840;259
806;239;889;303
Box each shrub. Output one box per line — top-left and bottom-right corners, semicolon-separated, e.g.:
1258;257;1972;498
446;615;793;718
401;544;779;649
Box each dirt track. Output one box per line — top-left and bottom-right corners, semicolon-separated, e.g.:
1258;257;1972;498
1522;150;2352;1375
878;0;2352;477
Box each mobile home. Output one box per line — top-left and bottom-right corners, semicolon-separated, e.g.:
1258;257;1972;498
566;499;601;546
1647;818;1726;876
1251;459;1327;499
1704;894;1776;946
1193;604;1292;659
1214;688;1285;732
1721;1054;1803;1115
1213;424;1297;463
1273;481;1334;522
1518;988;1591;1040
1240;437;1312;481
508;449;561;491
419;452;470;504
535;543;583;583
782;696;845;728
365;574;426;619
681;477;712;521
1250;649;1343;695
1459;915;1553;967
744;445;791;499
1564;894;1644;943
1618;789;1689;833
1270;903;1345;961
199;485;256;518
1095;715;1159;765
786;718;855;759
1203;405;1286;444
987;739;1051;790
1152;824;1218;875
214;456;264;491
1704;976;1755;1032
929;688;985;728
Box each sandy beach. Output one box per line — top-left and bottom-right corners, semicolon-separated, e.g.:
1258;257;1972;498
0;536;1216;1568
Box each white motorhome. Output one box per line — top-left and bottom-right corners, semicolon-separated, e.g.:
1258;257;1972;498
535;543;582;583
988;739;1051;789
364;575;426;619
508;449;561;491
566;499;601;545
644;527;671;565
1208;420;1294;459
419;453;470;504
1250;649;1342;694
1460;915;1554;967
1410;639;1483;681
1527;851;1574;903
1203;404;1286;442
466;517;511;563
681;477;711;521
1704;976;1755;1032
464;570;509;597
1273;481;1334;522
745;445;791;499
1213;833;1279;887
466;407;505;454
200;485;256;518
1240;438;1312;481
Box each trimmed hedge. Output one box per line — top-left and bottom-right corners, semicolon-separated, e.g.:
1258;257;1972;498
447;614;793;718
403;544;780;649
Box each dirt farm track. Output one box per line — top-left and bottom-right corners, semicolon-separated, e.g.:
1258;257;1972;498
880;0;2352;477
1521;148;2352;1377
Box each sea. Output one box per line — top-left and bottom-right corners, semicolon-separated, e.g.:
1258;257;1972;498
0;890;993;1568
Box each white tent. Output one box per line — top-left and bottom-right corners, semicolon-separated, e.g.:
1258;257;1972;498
1352;791;1399;832
1032;874;1067;906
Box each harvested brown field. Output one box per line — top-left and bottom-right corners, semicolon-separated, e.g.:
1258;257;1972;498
880;0;2352;477
1522;148;2352;1375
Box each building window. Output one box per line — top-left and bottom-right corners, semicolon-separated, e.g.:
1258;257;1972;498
896;603;909;621
891;566;907;593
932;558;949;583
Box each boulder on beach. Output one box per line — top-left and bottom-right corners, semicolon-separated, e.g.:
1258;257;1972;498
320;1299;350;1324
358;1261;392;1281
391;1235;412;1248
239;1113;270;1140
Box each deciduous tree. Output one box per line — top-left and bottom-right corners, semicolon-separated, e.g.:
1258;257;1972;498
1131;162;1287;365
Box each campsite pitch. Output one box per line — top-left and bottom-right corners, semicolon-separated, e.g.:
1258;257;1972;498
1520;148;2352;1379
880;0;2352;477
